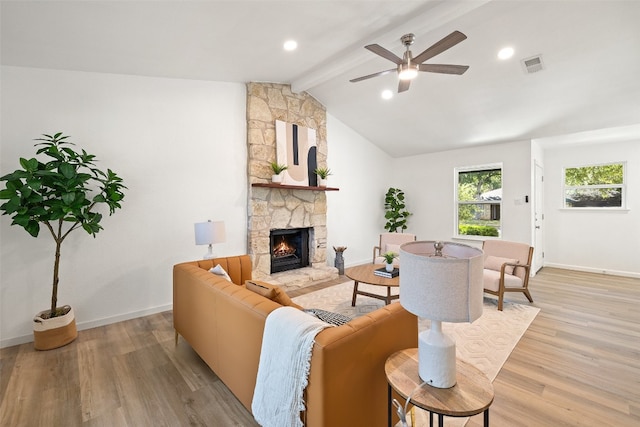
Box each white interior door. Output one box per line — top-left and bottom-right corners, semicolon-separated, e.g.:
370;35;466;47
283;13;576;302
533;162;544;272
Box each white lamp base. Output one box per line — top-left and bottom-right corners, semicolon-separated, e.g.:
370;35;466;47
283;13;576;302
418;320;457;388
203;244;214;260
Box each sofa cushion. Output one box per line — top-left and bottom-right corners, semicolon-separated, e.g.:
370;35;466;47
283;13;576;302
210;264;232;281
485;255;518;275
245;280;303;309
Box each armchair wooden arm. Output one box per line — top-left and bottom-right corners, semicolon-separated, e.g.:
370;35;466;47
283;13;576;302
372;245;382;263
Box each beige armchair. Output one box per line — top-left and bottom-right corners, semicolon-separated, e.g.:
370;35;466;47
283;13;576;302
482;240;534;311
373;232;416;266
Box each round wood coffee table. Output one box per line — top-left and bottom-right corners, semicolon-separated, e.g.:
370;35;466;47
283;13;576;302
346;264;400;306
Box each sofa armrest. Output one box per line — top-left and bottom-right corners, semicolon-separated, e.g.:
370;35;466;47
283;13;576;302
305;303;418;427
173;262;280;410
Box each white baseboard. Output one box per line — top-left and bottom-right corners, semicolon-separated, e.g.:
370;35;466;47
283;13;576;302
543;263;640;279
0;303;173;349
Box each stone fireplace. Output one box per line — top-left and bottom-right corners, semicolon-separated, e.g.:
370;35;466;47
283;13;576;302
246;82;338;289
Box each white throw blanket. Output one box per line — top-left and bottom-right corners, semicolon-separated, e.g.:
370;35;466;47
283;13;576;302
252;306;331;427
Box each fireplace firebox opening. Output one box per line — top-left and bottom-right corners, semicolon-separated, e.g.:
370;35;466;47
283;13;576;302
270;228;310;274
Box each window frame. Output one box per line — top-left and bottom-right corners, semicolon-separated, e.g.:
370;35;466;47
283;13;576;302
454;163;503;240
562;161;626;209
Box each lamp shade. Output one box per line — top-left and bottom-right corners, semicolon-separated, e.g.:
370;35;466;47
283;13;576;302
400;241;484;323
194;221;226;245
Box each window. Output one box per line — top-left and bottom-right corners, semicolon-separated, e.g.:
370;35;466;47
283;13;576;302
563;162;625;208
455;164;502;238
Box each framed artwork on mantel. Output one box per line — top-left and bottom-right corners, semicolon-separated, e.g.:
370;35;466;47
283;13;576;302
275;120;317;187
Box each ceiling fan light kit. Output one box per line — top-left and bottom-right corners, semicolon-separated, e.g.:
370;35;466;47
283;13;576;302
351;30;469;93
398;63;418;80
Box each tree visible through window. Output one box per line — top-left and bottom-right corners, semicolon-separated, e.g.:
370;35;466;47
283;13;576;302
564;163;625;208
456;164;502;237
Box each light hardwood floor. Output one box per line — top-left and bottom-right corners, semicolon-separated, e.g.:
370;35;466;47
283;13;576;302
1;268;638;426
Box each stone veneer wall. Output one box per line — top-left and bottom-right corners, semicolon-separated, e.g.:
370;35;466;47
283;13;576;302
246;82;331;280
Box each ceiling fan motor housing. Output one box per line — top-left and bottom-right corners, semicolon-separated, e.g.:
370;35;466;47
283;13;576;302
401;33;416;46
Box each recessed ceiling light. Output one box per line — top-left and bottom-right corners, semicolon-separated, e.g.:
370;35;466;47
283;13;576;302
381;90;393;100
498;47;514;60
283;40;298;51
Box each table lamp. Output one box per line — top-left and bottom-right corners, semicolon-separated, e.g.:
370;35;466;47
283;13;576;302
194;220;226;259
400;241;483;388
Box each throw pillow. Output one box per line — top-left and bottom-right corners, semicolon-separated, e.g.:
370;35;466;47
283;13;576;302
304;308;351;326
245;280;277;299
484;256;518;275
245;280;303;310
210;264;232;281
385;243;401;255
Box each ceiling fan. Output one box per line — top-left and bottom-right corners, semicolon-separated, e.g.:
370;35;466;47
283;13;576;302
350;31;469;93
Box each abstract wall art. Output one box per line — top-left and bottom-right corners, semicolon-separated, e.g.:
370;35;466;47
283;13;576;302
275;120;318;186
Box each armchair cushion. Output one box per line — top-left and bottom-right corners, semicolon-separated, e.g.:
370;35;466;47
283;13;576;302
485;256;518;275
483;269;524;292
385;243;401;255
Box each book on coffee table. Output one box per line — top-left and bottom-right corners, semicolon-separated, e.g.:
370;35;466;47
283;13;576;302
374;267;399;278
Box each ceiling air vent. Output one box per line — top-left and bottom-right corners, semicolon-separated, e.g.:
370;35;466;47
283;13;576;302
522;55;544;74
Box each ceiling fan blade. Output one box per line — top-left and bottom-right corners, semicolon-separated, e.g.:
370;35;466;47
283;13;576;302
365;44;403;65
420;64;469;75
350;68;396;83
398;79;411;93
413;30;467;65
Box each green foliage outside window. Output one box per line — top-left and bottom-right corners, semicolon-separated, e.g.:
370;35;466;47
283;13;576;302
458;224;499;237
564;163;624;208
565;164;623;186
457;168;502;237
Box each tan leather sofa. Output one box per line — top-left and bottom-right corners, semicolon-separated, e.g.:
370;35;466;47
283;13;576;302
173;255;417;426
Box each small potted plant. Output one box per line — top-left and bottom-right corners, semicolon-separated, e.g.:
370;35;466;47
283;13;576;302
382;251;397;272
270;162;288;184
314;167;332;187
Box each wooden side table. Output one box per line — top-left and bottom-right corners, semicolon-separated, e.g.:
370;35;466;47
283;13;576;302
385;348;494;427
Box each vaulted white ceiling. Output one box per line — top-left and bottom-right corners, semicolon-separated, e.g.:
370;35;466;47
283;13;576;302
2;1;640;157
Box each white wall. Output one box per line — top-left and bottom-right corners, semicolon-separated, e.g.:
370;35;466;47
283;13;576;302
394;140;533;249
543;139;640;277
325;114;394;267
0;66;248;346
6;66;635;348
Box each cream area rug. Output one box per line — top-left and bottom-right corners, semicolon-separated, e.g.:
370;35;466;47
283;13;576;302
293;281;540;426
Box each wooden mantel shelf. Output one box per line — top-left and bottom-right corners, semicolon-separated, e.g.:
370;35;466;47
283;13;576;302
251;183;339;191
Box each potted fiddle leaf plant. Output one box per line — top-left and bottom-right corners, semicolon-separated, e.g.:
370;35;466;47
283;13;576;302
270;162;288;184
384;187;411;232
0;132;126;350
314;167;332;187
